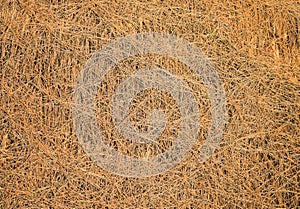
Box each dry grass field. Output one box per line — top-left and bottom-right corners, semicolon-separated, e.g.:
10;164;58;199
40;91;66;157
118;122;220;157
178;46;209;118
0;0;299;208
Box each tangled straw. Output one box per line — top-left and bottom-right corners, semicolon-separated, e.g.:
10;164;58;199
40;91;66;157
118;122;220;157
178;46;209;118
72;33;226;177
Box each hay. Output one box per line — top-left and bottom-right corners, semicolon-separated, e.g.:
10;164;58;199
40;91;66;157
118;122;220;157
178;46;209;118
1;0;299;208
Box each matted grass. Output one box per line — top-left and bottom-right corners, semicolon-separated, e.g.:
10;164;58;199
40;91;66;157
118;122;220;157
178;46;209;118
0;0;299;208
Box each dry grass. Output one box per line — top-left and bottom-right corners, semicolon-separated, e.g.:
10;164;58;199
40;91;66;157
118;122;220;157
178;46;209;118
0;0;299;208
